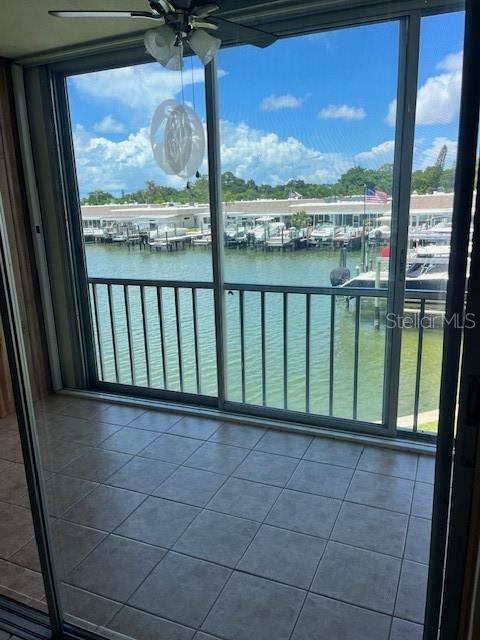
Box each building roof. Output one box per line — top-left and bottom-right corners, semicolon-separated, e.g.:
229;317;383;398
81;192;455;222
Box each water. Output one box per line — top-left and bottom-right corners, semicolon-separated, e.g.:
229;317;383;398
86;243;443;431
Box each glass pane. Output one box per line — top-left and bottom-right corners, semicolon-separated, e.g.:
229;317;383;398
67;61;217;397
218;21;399;424
398;11;465;435
0;327;46;612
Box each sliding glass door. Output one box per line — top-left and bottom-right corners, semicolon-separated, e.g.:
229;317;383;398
217;20;400;432
3;3;478;640
66;61;217;401
55;8;464;440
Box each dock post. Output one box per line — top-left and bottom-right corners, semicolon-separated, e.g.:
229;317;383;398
374;257;381;330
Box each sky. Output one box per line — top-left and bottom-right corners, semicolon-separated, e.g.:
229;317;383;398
67;10;465;197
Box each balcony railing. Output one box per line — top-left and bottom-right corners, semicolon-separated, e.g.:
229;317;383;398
88;277;446;436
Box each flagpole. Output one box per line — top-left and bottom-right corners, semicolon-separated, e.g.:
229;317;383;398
361;184;366;272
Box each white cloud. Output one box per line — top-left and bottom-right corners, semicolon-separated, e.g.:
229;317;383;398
73;119;359;195
386;50;463;126
93;115;126;134
72;117;460;197
417;136;458;169
319;104;366;121
72;124;188;195
219;120;351;185
260;94;305;111
385;100;397;127
72;64;222;117
355;140;395;164
437;50;463;72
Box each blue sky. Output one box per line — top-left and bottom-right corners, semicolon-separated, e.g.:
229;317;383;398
68;10;464;196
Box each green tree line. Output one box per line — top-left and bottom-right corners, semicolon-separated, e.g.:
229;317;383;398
81;161;455;206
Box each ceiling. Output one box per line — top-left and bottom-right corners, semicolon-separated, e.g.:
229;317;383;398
0;0;449;61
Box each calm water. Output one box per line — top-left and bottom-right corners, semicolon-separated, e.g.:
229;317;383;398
86;243;443;430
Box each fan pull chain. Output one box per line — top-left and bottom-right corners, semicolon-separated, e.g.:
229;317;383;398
191;55;196;111
191;56;201;180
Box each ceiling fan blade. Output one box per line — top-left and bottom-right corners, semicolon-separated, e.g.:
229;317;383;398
211;16;276;48
192;20;219;30
154;0;176;13
49;10;164;21
191;3;219;19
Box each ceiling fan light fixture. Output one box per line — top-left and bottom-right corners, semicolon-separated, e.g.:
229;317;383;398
189;28;221;66
164;41;184;70
144;25;178;66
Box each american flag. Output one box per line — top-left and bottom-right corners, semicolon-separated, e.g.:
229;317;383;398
365;187;388;203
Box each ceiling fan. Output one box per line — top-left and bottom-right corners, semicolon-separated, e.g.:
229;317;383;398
49;1;276;68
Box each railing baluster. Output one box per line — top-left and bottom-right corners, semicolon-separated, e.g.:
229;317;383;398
87;277;440;438
413;299;426;433
305;293;311;413
283;292;288;410
192;288;201;395
156;287;168;389
91;282;104;381
140;286;151;387
261;291;266;406
353;296;361;420
174;287;184;392
123;285;136;385
329;295;336;416
107;284;119;383
239;290;246;403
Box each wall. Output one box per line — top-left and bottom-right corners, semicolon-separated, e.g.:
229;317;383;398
0;317;14;415
0;58;51;416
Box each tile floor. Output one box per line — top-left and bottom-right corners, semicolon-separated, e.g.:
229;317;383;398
0;395;434;640
0;632;22;640
0;411;46;612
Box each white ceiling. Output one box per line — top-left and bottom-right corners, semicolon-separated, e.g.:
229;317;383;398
0;0;171;58
0;0;368;60
1;0;449;61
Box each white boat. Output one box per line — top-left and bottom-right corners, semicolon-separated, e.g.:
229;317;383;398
82;228;107;240
266;228;297;248
368;224;391;244
192;234;212;247
309;224;336;244
409;221;452;245
341;250;450;291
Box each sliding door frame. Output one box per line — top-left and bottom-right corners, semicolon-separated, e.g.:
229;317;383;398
4;2;475;640
382;12;420;434
22;3;464;442
0;192;62;637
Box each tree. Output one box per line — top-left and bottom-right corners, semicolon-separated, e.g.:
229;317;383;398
80;161;459;206
82;190;114;205
291;210;310;229
337;166;375;196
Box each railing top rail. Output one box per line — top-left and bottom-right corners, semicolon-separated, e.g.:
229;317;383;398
88;277;215;290
87;276;447;300
225;282;389;297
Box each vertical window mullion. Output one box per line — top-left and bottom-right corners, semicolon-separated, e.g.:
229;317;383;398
205;58;227;408
0;193;64;636
382;13;421;434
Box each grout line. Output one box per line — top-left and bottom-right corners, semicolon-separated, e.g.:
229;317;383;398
2;399;433;637
207;445;307;638
287;442;366;640
388;455;420;638
165;439;306;634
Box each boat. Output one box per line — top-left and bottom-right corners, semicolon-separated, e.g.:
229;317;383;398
82;228;107;242
368;224;391;245
340;249;450;291
192;234;212;247
309;223;336;245
409;221;452;245
266;227;297;248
